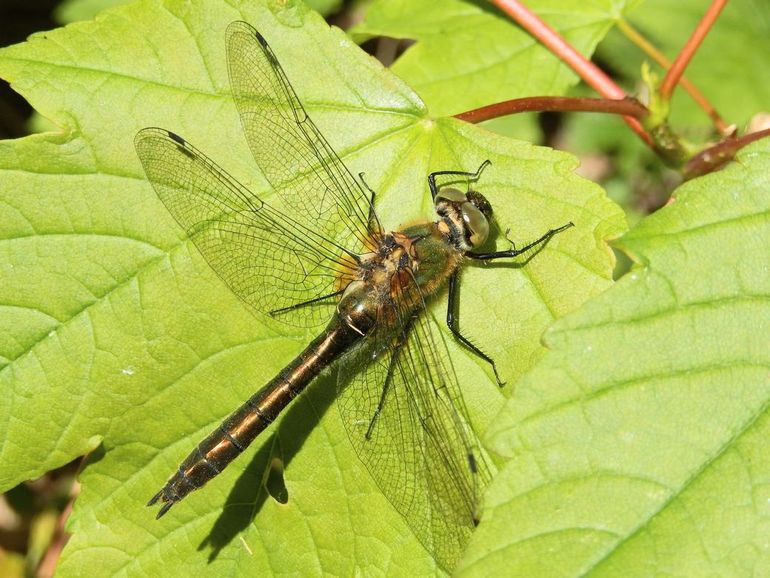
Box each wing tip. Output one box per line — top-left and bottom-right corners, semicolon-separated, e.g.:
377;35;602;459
165;130;186;146
135;126;179;144
227;20;268;46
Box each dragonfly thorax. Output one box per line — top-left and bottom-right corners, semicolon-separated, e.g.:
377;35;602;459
434;188;492;251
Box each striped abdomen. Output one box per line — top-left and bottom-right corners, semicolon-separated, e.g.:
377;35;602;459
149;312;367;517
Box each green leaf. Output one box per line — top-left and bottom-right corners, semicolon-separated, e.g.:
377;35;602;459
55;0;342;23
597;0;770;130
462;138;770;575
352;0;641;117
303;0;344;17
0;0;621;573
56;0;132;24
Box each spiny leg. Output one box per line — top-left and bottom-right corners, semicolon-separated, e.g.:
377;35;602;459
358;171;383;235
454;222;574;384
268;289;345;317
467;222;574;261
428;159;491;200
446;272;505;387
365;334;404;440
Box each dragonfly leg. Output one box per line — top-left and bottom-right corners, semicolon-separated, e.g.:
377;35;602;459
428;160;491;200
365;337;403;440
365;316;416;440
467;222;574;261
358;171;383;235
446;272;505;387
268;288;345;317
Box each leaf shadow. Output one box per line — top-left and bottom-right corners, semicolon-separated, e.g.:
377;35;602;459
197;370;337;562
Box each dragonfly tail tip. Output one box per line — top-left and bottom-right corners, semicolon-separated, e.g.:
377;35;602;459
155;501;175;519
147;489;163;507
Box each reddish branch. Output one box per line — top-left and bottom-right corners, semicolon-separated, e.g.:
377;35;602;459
489;0;652;145
471;0;756;178
683;128;770;179
660;0;729;100
37;498;73;578
455;96;648;124
491;0;622;97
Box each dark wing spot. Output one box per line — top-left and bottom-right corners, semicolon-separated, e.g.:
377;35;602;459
166;130;185;146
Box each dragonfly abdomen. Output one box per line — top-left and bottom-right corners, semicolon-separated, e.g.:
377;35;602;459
149;311;368;518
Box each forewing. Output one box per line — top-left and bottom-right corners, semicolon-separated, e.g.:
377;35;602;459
135;127;356;327
337;279;491;570
226;21;379;257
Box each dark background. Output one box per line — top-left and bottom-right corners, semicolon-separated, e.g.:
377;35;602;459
0;0;61;139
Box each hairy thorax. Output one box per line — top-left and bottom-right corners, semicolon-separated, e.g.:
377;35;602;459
338;222;465;334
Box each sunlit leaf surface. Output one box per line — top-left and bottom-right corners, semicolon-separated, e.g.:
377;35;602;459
464;138;770;576
0;0;621;573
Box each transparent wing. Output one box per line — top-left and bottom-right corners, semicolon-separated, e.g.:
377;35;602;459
226;21;379;257
135;128;358;327
337;276;491;570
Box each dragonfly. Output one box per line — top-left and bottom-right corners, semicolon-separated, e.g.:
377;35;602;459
135;21;572;570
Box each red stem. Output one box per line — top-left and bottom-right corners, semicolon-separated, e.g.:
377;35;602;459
683;128;770;179
455;96;648;124
660;0;729;100
37;498;73;578
491;0;652;145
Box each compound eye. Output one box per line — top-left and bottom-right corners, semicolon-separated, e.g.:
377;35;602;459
462;202;489;246
434;188;467;204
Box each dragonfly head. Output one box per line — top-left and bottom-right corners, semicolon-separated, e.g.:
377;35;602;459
434;188;493;249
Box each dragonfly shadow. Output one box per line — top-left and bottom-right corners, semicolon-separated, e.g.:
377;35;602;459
85;443;106;468
197;370;337;562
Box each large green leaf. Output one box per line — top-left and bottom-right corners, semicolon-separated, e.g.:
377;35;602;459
461;138;770;575
597;0;770;130
0;0;621;573
353;0;642;118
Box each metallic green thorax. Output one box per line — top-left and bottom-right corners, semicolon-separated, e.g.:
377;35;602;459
400;222;464;296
